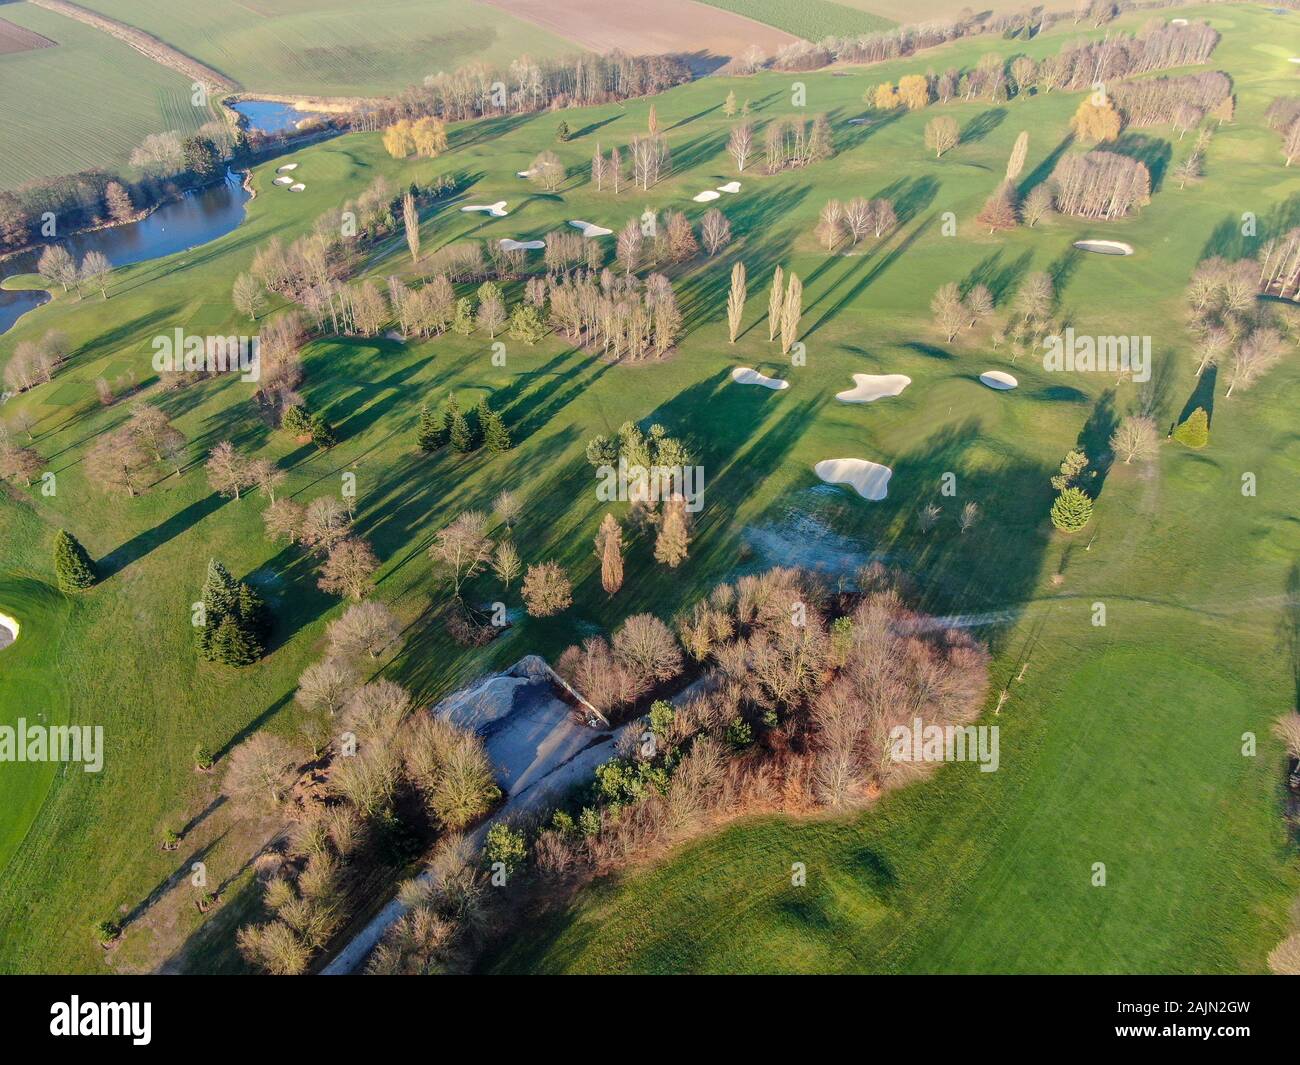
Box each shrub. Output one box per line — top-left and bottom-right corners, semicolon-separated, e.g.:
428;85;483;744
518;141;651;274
94;919;121;945
1172;406;1209;448
1050;487;1093;532
483;822;527;875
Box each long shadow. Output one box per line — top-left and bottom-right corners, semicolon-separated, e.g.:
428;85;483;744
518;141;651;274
98;491;228;578
961;249;1033;306
1200;194;1300;262
571;115;621;140
667;103;721;131
1076;389;1117;496
1112;133;1172;194
1176;364;1217;430
960;108;1007;146
1017;132;1073;200
1281;563;1300;714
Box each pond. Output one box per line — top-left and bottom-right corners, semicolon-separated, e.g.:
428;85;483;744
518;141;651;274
1;168;250;335
231;98;323;134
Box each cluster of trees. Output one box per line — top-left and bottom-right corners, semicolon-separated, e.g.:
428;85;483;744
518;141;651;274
1186;256;1292;396
814;196;899;251
351;52;690;130
0;421;44;489
1048;450;1094;532
34;245;114;299
588;133;672;192
2;329;68;395
84;404;188;498
931;280;996;342
381;116;449;159
195;559;269;666
235;642;499;974
871;73;934;111
762;115;834;174
1259;227;1300;302
547;269;683;361
426;501;570;641
1110;71;1231;130
417;393;511;455
1049;151;1150;220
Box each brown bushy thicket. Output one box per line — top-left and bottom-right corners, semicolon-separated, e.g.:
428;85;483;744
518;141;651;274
1110;71;1231;129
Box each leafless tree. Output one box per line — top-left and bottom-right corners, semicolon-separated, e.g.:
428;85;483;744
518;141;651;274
1110;414;1159;463
327;600;403;661
319;537;379;599
521;561;572;616
430;511;494;600
700;208;731;257
728;122;753;172
224;733;300;816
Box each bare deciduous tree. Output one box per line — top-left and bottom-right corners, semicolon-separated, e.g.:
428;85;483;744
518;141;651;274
521;561;572;616
1110;414;1159;463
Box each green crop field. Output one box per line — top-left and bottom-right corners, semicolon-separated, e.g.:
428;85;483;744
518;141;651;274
1;4;1298;975
0;2;216;189
75;0;579;96
697;0;893;39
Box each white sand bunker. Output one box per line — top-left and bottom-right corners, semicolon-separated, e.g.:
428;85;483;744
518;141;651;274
272;176;293;186
498;238;545;251
732;367;789;390
693;190;721;202
717;181;741;193
979;370;1018;390
1171;17;1188;24
1073;239;1133;256
289;183;306;192
569;220;612;237
835;373;911;403
815;458;892;501
0;611;18;651
276;163;298;172
515;169;534;177
462;201;509;217
1290;57;1300;64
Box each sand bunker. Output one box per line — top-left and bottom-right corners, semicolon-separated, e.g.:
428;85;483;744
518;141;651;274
693;190;721;202
814;458;892;501
1073;239;1133;256
515;169;534;177
498;238;546;251
276;163;298;172
0;611;17;651
462;201;509;217
717;181;741;193
272;176;293;186
732;367;789;390
1290;57;1300;64
289;183;306;192
1170;17;1188;24
979;370;1018;390
835;373;911;403
569;220;612;237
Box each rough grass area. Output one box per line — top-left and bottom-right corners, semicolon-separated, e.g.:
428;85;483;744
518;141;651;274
0;4;1298;974
0;3;215;189
74;0;578;96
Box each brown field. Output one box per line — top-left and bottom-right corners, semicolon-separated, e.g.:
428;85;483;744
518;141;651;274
476;0;800;72
0;16;57;53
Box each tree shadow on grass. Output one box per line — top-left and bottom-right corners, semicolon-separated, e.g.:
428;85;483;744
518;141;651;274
1176;364;1216;431
960;108;1006;146
1017;132;1073;201
98;490;228;579
961;248;1033;306
1112;133;1171;193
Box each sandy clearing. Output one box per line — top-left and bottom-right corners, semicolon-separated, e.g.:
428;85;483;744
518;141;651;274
475;0;801;68
732;366;789;390
498;238;546;251
835;372;911;403
569;219;612;237
815;458;892;501
463;200;509;217
1073;239;1133;256
979;370;1018;390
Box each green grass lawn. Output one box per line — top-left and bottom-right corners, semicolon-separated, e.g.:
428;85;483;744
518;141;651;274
74;0;579;96
0;1;217;189
696;0;893;39
0;4;1297;973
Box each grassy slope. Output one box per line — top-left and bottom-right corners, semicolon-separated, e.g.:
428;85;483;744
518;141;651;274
696;0;893;39
0;4;1297;972
0;2;216;189
74;0;579;96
